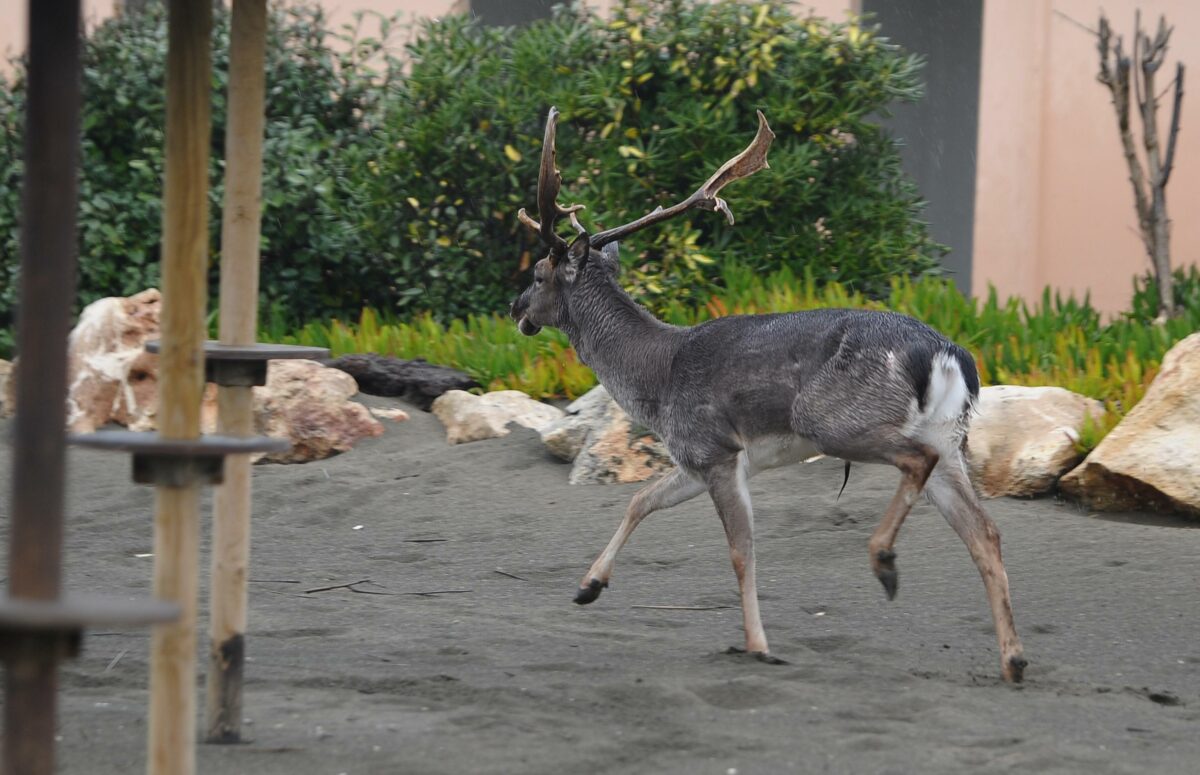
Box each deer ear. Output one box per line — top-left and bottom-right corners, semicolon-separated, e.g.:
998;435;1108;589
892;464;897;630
564;232;590;283
601;241;620;269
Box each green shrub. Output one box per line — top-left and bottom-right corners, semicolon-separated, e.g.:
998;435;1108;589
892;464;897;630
0;4;390;357
372;0;941;316
1;0;940;356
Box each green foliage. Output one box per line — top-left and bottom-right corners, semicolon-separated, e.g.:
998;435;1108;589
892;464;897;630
378;0;942;316
0;4;391;356
282;268;1200;449
0;0;942;358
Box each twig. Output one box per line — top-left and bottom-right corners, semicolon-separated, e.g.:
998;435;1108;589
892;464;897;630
1053;9;1097;36
104;649;129;673
630;604;733;611
402;538;448;544
303;579;471;597
494;569;527;582
304;579;372;594
249;579;301;584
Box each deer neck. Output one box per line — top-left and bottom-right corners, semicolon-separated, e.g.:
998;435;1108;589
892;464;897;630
562;272;678;425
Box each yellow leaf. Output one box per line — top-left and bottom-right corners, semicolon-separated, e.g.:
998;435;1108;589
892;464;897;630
636;71;654;84
630;26;643;43
436;236;452;248
754;4;769;28
503;144;522;162
617;145;645;159
624;127;640;139
406;197;420;209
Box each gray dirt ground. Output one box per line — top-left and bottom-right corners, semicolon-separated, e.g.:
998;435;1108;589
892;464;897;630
1;395;1199;774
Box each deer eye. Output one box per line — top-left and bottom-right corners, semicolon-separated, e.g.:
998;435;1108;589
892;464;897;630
535;276;544;286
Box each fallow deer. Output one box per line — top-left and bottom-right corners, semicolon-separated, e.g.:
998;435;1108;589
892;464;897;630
510;108;1026;682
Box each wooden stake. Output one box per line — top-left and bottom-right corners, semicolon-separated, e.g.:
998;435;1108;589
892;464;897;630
149;1;211;773
3;1;81;773
206;0;267;744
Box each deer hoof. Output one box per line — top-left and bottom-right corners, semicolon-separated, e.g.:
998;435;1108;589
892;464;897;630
723;647;789;666
875;549;898;600
1004;654;1028;684
574;578;607;605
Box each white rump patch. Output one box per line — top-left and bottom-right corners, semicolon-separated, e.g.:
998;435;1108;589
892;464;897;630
909;351;972;458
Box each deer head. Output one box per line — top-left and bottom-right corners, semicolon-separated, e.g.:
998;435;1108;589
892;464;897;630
510;107;775;336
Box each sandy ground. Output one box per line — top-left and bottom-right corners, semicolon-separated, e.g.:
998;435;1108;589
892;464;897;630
2;395;1199;774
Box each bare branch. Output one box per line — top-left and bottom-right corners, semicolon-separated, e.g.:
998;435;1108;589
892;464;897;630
1161;62;1185;187
591;110;775;248
1132;12;1144;122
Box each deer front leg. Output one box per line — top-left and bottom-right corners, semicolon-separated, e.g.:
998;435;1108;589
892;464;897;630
576;467;706;604
705;456;769;655
925;458;1027;683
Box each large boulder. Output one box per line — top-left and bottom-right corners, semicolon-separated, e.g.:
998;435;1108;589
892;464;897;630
323;353;479;411
65;288;162;432
539;386;615;461
0;359;14;418
1060;333;1200;516
431;389;563;445
966;385;1103;498
539;385;673;485
251;360;384;464
61;289;384;463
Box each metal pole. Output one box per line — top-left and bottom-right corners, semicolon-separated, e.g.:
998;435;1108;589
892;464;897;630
206;0;267;744
148;1;211;773
3;1;82;773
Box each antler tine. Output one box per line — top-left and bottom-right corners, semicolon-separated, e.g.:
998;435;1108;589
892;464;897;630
537;107;569;256
591;111;775;248
518;107;588;259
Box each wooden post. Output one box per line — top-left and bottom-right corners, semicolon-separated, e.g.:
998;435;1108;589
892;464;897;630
149;1;211;773
205;0;267;744
3;1;82;773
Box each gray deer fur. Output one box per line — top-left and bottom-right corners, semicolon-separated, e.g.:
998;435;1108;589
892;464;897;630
510;108;1027;682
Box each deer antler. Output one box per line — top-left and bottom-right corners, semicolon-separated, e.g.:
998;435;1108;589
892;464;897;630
590;110;775;248
517;106;586;263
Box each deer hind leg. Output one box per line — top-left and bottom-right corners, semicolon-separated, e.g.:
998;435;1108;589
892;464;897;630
705;455;770;655
868;445;939;600
925;455;1027;683
575;467;706;604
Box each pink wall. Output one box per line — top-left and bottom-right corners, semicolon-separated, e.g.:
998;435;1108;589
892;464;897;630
974;0;1200;312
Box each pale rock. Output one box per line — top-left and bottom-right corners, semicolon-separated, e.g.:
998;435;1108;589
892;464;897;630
547;388;673;485
0;359;14;418
251;359;384;464
569;402;673;484
966;385;1103;497
539;386;614;461
65;289;162;432
369;407;410;422
61;288;382;463
431;389;563;445
1060;333;1200;516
